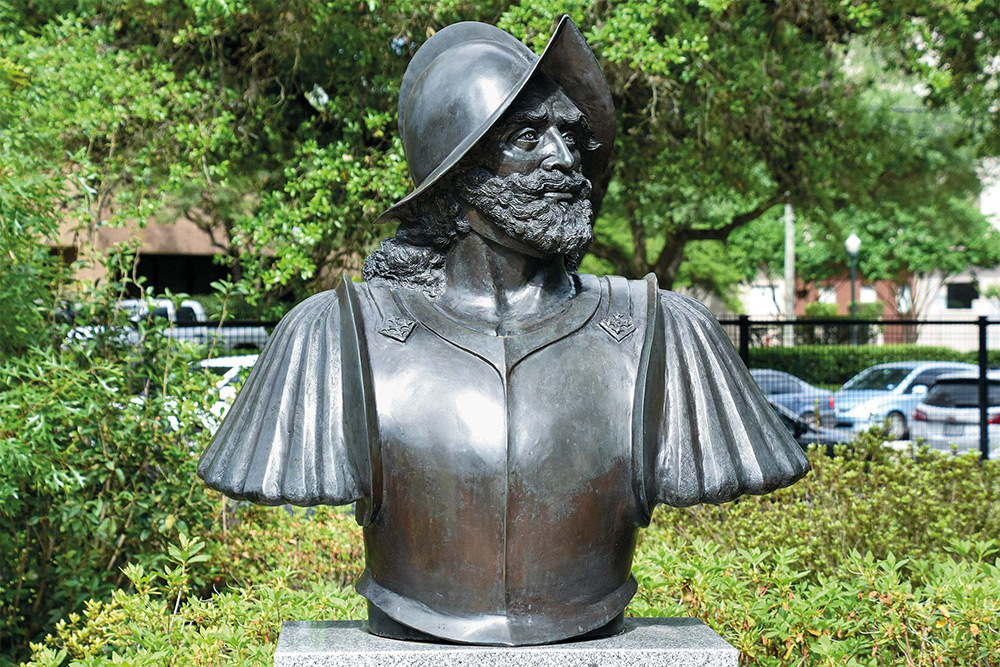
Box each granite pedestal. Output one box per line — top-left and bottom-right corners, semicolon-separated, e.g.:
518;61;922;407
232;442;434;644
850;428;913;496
273;618;738;667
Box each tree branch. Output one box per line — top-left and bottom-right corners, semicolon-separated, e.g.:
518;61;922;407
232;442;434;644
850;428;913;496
183;206;230;255
587;240;632;273
683;193;783;241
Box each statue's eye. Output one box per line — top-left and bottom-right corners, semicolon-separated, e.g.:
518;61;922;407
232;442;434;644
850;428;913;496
512;129;539;146
561;130;577;146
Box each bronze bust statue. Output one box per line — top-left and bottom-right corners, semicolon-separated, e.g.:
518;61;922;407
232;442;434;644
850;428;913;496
198;16;809;647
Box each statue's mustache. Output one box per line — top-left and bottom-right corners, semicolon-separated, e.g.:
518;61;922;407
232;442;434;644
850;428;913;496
505;169;592;198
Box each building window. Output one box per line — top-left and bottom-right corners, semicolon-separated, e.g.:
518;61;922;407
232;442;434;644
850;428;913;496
946;282;978;309
860;286;878;303
126;254;233;296
817;286;837;304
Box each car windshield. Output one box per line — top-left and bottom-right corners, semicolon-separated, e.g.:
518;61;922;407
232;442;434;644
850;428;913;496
842;367;912;391
925;381;1000;408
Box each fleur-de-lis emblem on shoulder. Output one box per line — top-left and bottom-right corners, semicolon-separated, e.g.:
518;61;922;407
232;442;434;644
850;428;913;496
378;316;416;342
599;312;636;342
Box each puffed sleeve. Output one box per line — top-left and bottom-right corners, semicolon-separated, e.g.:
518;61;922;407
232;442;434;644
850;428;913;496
646;290;810;509
197;278;377;510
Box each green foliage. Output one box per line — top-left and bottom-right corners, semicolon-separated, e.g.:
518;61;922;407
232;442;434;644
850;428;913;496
0;9;221;352
654;433;1000;580
0;0;508;307
796;302;885;345
724;82;1000;316
0;40;73;352
801;302;885;321
203;506;363;592
750;344;999;386
868;0;999;157
0;306;223;661
802;303;839;319
498;1;998;296
629;539;1000;665
3;1;994;312
26;549;365;667
20;444;1000;667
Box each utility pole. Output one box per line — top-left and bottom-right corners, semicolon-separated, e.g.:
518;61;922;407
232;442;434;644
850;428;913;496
845;233;861;346
783;202;795;347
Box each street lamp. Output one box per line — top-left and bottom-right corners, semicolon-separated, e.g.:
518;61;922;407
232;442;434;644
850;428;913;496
845;232;861;344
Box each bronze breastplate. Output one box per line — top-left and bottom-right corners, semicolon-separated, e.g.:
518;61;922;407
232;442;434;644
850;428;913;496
357;275;648;645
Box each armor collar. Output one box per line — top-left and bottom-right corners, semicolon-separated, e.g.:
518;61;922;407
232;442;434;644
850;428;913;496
379;274;601;376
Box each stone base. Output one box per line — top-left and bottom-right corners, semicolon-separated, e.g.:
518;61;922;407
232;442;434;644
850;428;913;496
274;618;738;667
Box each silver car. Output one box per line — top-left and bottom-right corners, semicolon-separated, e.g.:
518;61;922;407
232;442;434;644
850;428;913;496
750;369;836;427
834;362;978;439
911;372;999;460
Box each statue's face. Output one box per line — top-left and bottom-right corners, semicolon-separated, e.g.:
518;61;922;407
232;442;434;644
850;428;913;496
460;78;595;260
490;83;586;177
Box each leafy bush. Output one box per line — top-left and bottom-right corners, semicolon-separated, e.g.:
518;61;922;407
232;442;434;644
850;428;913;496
750;344;999;386
802;302;885;320
20;443;1000;666
654;433;1000;580
202;505;363;592
796;302;886;345
25;536;366;667
22;534;999;666
0;317;222;662
629;539;1000;665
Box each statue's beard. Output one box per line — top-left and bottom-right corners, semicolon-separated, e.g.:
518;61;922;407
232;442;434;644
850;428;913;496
461;167;594;263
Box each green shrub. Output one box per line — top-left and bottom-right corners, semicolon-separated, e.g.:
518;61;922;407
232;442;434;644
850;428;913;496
802;302;885;320
0;325;221;662
653;433;1000;579
23;534;999;666
20;444;1000;666
749;344;999;386
796;302;886;345
803;302;840;319
24;537;366;667
202;505;363;591
629;539;1000;666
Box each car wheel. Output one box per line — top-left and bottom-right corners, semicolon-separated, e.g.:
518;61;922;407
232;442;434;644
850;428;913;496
800;410;818;428
886;411;907;440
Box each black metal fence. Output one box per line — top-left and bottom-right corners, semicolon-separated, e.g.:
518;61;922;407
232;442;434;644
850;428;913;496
718;316;999;461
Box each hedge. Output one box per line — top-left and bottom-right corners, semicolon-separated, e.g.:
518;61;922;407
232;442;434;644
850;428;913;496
24;537;1000;667
23;440;1000;667
654;433;1000;579
749;344;1000;386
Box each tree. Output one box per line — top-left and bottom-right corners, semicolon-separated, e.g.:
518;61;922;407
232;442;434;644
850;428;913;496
2;0;995;313
720;40;1000;318
498;1;998;292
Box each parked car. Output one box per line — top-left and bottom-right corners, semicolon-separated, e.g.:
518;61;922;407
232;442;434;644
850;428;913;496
772;401;856;450
66;298;270;351
834;361;978;439
750;369;836;427
911;371;1000;460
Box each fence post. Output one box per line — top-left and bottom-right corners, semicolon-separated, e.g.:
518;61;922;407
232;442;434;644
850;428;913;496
979;316;989;461
738;315;750;369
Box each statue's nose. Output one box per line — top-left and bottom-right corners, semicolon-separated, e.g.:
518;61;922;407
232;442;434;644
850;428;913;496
541;128;578;171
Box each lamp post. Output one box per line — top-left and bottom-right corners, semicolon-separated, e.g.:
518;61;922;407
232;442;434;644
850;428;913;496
845;232;861;345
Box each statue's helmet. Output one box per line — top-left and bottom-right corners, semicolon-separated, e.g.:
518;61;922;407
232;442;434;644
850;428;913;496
375;16;615;224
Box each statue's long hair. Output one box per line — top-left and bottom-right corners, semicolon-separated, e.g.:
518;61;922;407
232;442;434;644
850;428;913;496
362;170;472;297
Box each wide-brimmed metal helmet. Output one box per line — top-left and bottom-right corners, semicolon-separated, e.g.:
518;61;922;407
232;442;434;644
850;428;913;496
375;16;615;225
